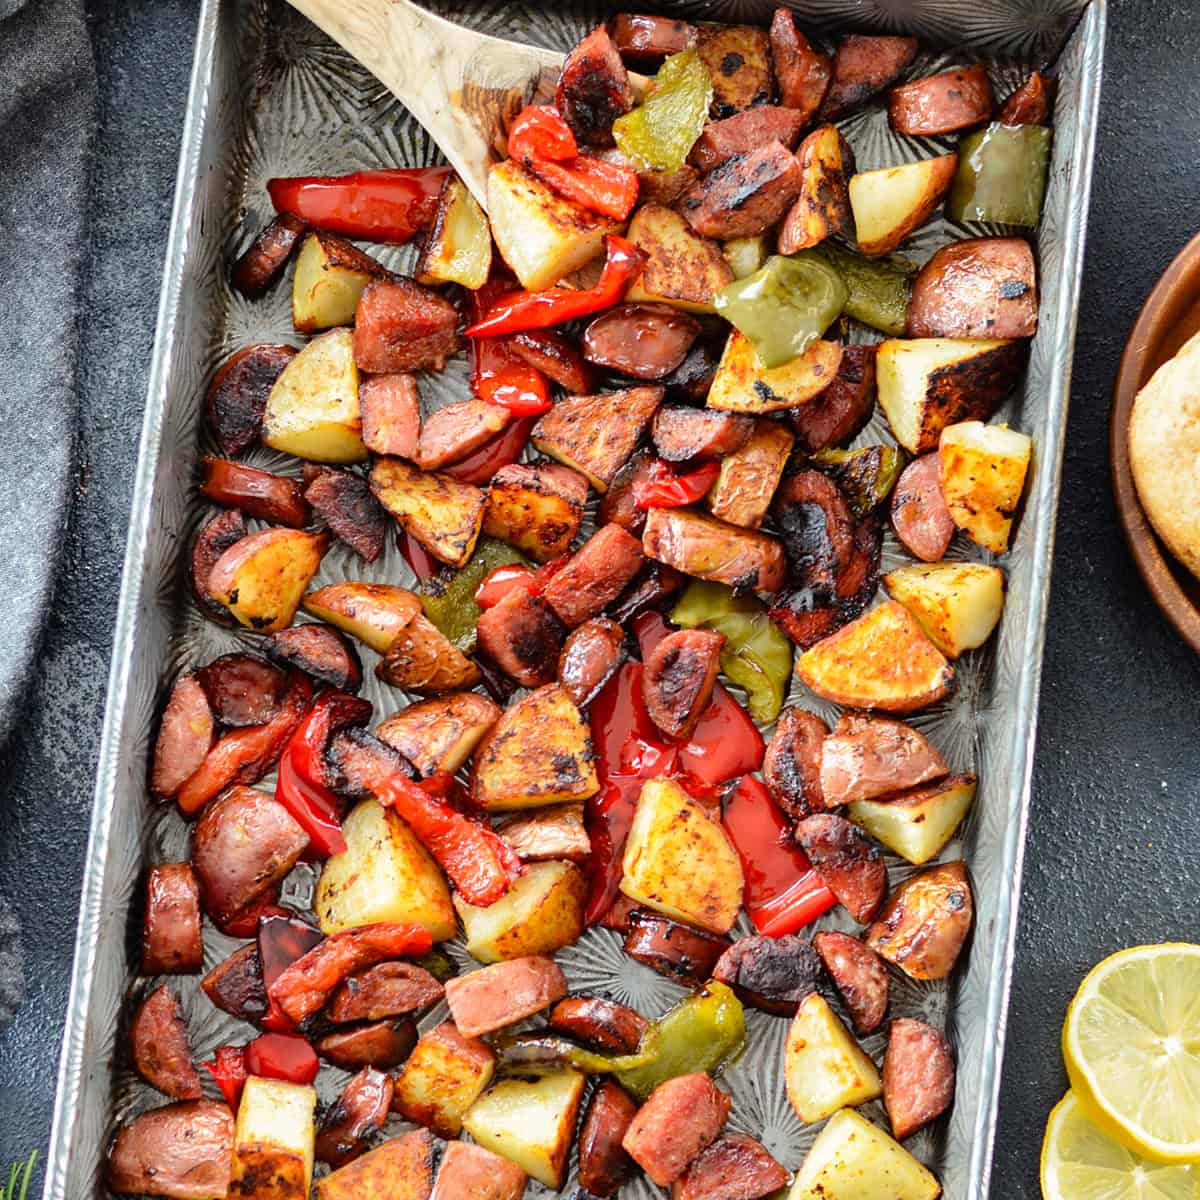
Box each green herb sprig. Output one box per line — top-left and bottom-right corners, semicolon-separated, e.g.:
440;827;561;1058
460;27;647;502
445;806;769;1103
0;1152;37;1200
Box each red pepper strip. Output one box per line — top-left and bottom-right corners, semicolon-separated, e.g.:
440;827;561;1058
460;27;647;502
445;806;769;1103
267;166;450;244
244;1032;320;1086
476;564;538;609
465;236;647;338
507;105;577;163
269;923;433;1026
633;460;722;509
476;362;552;416
258;914;324;1033
584;775;648;926
722;776;836;936
177;674;312;816
217;890;289;939
528;155;640;221
202;1044;247;1110
375;773;524;907
399;532;440;584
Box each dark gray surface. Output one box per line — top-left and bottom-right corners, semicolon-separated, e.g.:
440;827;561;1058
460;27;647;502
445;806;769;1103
1;0;1197;1194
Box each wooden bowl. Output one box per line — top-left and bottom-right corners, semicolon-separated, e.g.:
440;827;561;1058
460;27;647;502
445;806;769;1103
1111;230;1200;652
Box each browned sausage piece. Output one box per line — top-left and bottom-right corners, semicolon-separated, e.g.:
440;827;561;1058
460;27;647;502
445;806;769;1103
812;930;889;1035
151;675;215;800
190;508;247;624
543;523;646;628
353;278;461;374
432;1141;528;1200
231;213;307;298
584;304;701;381
689;107;808;173
600;446;659;536
865;861;974;981
818;35;919;121
609;13;696;67
262;623;363;692
578;1079;639;1197
316;1066;394;1168
652;406;754;463
556;24;634;146
762;706;828;819
711;933;826;1015
673;1131;790;1200
325;728;413;801
200;458;311;528
496;802;592;863
511;329;596;394
142;864;203;976
558;617;625;707
998;70;1052;126
788;343;877;454
608;562;685;627
834;514;883;616
107;1100;234;1200
907;236;1038;339
623;1073;731;1187
475;587;567;688
130;986;202;1100
883;1017;956;1139
201;943;269;1025
327;961;445;1024
548;996;649;1055
642;507;787;594
680;142;804;241
889;64;994;136
206;343;297;457
665;339;722;404
602;892;639;934
360;372;421;459
304;469;389;562
642;627;725;739
772;469;856;601
444;955;568;1038
819;713;949;807
795;813;887;924
414;399;511;471
770;9;831;123
890;452;955;562
316;1017;419;1071
196;653;288;728
624;910;730;986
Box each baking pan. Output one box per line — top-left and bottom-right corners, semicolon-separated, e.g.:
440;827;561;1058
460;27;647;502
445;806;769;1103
44;1;1104;1196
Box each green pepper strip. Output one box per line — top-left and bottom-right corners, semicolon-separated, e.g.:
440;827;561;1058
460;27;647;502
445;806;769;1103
492;1025;663;1077
613;49;713;172
419;537;528;652
798;244;913;338
813;445;906;521
947;123;1052;228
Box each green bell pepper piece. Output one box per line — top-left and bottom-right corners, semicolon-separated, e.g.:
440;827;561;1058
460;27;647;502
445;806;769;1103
413;947;456;982
714;254;848;370
492;1026;662;1077
613;49;713;172
419;537;527;653
671;579;793;724
947;123;1052;227
797;243;914;337
813;445;906;520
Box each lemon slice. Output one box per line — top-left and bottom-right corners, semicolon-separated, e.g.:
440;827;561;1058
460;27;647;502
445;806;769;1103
1041;1091;1197;1200
1063;943;1200;1162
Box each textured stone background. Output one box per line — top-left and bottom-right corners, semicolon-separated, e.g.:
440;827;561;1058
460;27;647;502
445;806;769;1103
3;2;1200;1196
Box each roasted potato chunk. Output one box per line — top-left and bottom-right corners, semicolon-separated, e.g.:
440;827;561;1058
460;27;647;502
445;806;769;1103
695;23;774;116
232;1077;317;1200
642;506;787;594
865;860;974;980
376;692;499;777
431;1143;527;1200
393;1023;496;1139
415;175;492;289
376;612;481;694
207;528;328;633
848;773;977;865
883;562;1005;657
849;154;958;257
291;231;389;333
707;330;843;414
302;582;422;655
785;993;881;1124
370;456;486;567
496;801;591;862
778;125;856;255
315;1130;435;1200
706;418;794;529
938;420;1032;553
484;462;587;562
819;712;948;807
625;203;734;314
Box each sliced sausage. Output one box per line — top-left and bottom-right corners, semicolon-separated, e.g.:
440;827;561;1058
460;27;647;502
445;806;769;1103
443;955;568;1038
819;713;949;807
883;1017;956;1139
609;13;696;67
762;706;828;819
191;785;309;928
679;142;804;241
360;372;421;459
548;996;649;1055
889;65;994;136
195;653;288;728
262;623;362;692
316;1066;394;1168
696;23;775;117
624;910;730;986
305;469;389;562
558;617;625;707
130;986;201;1100
623;1073;732;1187
231;213;307;298
315;1017;419;1071
414;399;511;471
652;407;754;463
689;107;807;173
578;1079;639;1197
770;9;831;123
642;627;725;739
189;508;247;624
865;861;974;981
818;35;919;121
151;675;215;800
673;1132;789;1200
199;458;310;528
475;587;567;688
201;943;269;1026
327;961;445;1023
583;304;701;381
794;813;887;924
600;446;659;536
556;24;634;146
772;469;856;601
813;930;889;1036
432;1140;529;1200
890;452;955;562
834;514;883;617
665;338;722;404
325;727;413;801
711;933;826;1015
496;802;592;862
608;560;685;626
107;1101;234;1200
542;523;646;627
142;864;203;976
787;343;877;454
205;343;296;457
998;70;1052;126
511;329;595;394
353;277;460;374
642;507;787;594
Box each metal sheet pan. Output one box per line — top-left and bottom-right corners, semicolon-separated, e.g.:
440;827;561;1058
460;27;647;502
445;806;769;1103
45;2;1104;1196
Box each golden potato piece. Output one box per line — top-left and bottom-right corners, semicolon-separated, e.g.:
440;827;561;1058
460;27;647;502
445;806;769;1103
848;774;976;865
705;419;794;529
785;993;881;1124
848;154;957;257
883;562;1005;658
864;860;973;981
291;231;389;333
415;175;492;290
207;528;328;633
625;203;734;314
376;612;481;695
696;23;774;116
376;692;500;777
393;1023;496;1139
778;125;856;255
938;420;1032;554
232;1076;316;1200
707;331;843;414
302;582;421;654
370;456;486;567
316;1130;435;1200
483;462;587;562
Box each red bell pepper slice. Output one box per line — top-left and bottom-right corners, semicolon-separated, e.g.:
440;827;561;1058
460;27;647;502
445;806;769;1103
244;1032;320;1086
201;1044;247;1110
399;531;440;584
507;105;577;163
633;460;721;509
258;914;324;1033
375;773;523;906
475;563;538;609
528;155;640;221
217;890;290;939
267;166;450;244
465;236;647;338
475;362;552;416
722;776;835;937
